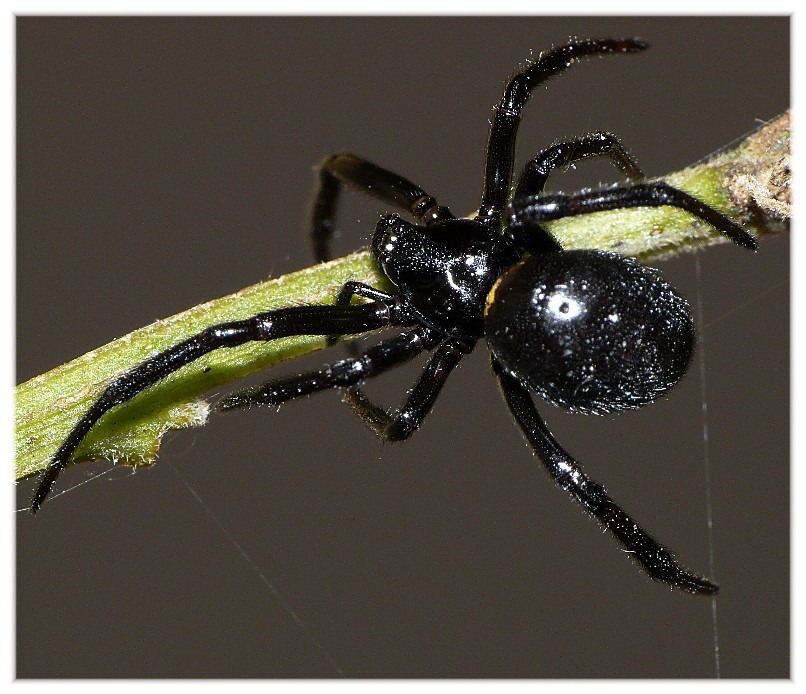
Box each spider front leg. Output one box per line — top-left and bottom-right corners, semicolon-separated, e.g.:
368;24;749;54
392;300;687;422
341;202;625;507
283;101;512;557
311;153;453;263
217;327;438;411
220;332;470;443
31;300;403;513
510;180;757;251
325;281;396;352
492;359;717;595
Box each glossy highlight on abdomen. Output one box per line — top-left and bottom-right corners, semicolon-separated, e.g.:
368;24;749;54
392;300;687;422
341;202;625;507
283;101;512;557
484;249;694;415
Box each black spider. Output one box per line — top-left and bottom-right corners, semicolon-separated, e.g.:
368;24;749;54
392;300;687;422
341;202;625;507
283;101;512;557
31;38;756;595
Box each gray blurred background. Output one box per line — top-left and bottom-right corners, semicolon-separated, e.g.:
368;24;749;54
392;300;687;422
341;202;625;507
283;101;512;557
17;16;789;678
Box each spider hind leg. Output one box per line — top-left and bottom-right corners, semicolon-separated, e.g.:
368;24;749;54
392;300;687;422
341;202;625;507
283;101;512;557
510;180;757;251
493;358;718;595
509;131;644;254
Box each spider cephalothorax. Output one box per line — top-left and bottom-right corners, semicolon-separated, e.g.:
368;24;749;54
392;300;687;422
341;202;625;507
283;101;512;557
32;38;757;595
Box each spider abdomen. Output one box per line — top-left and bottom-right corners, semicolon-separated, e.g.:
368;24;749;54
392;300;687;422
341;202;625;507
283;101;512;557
484;249;694;415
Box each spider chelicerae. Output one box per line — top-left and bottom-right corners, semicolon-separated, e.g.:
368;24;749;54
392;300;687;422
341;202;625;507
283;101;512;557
31;37;756;595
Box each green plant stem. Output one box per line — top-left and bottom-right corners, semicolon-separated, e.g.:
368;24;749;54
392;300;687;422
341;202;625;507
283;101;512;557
15;112;790;482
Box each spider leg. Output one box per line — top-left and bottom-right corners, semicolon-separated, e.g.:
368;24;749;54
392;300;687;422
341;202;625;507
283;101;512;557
478;38;648;223
217;327;438;411
31;301;401;513
326;281;395;352
509;132;643;254
334;281;395;307
344;337;473;442
509;180;757;251
311;153;453;263
492;358;718;595
513;132;643;201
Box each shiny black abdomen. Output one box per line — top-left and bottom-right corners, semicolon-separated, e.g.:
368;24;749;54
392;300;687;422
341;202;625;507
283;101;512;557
484;249;695;414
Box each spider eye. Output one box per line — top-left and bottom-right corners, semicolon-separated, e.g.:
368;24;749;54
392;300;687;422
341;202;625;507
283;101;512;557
484;249;694;414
